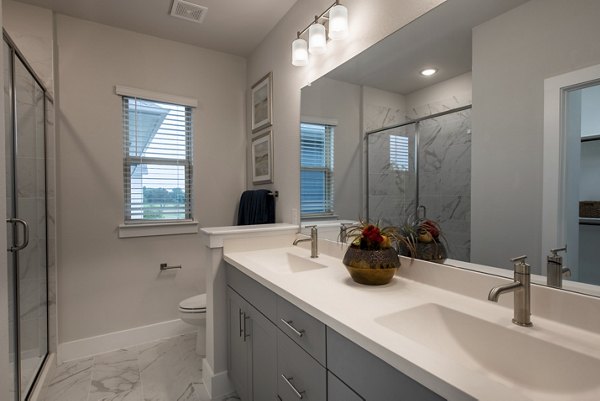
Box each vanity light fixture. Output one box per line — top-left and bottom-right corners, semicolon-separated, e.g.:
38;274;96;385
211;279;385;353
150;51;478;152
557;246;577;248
328;3;349;40
292;37;309;66
309;22;327;54
291;1;349;66
420;68;438;77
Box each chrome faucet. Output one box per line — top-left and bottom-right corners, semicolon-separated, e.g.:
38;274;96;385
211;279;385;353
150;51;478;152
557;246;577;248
547;246;571;289
488;255;532;327
293;225;318;258
339;223;348;244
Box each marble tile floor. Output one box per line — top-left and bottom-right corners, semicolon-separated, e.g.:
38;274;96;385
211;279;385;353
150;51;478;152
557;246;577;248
44;333;239;401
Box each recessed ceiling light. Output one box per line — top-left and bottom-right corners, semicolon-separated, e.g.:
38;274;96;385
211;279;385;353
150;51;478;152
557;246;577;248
420;68;438;77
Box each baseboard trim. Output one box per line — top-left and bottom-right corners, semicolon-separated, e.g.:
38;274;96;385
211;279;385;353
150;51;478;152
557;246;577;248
58;319;196;363
202;358;234;399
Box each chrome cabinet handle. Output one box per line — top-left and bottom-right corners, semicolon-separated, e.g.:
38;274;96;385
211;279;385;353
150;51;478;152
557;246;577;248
280;319;304;337
6;218;29;252
243;314;250;341
281;375;304;399
238;309;243;338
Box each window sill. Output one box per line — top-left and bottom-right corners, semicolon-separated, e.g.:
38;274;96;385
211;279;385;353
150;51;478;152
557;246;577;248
118;221;199;238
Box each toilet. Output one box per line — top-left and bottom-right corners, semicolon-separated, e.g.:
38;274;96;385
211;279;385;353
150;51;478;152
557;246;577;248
178;293;207;355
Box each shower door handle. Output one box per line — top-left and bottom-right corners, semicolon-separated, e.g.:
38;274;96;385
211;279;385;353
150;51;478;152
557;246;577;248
6;218;29;252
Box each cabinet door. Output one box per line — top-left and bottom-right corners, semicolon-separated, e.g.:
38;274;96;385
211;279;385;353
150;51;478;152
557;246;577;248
277;330;326;401
247;304;278;401
328;372;364;401
227;288;250;401
327;328;445;401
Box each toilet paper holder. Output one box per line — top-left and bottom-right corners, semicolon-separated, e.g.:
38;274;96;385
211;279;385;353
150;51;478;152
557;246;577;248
160;263;182;271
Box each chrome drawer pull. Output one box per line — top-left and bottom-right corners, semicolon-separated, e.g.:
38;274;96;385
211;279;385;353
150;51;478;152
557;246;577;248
281;375;304;399
280;319;305;337
243;314;250;341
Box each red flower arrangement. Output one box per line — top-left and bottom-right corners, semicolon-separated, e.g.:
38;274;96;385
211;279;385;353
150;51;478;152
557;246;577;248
344;220;399;251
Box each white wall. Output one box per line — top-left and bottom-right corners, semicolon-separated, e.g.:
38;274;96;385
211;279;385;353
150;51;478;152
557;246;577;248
300;77;362;220
471;0;600;271
55;15;246;343
246;0;446;224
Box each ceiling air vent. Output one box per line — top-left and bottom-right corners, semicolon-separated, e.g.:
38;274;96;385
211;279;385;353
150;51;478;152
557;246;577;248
170;0;208;24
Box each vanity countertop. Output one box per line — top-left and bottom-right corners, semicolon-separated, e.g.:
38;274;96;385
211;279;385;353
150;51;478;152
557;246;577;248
223;239;600;401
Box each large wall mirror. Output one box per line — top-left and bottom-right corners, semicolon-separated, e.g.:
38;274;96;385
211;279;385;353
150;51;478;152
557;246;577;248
299;0;600;296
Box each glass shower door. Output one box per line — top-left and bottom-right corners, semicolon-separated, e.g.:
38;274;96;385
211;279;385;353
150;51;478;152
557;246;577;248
5;38;49;400
14;55;48;400
367;124;417;227
4;39;17;401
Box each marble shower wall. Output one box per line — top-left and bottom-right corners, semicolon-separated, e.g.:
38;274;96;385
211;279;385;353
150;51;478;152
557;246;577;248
418;109;472;261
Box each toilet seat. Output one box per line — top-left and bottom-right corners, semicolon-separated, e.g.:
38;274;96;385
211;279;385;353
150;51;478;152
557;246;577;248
178;294;207;313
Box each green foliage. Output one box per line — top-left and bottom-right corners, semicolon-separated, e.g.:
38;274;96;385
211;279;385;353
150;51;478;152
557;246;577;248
143;186;185;205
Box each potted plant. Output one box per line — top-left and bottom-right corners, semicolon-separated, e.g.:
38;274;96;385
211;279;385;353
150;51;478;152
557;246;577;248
341;220;411;285
398;216;447;263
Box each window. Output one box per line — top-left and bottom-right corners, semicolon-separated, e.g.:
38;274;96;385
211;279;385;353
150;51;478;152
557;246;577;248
300;122;334;217
390;135;409;171
122;95;193;222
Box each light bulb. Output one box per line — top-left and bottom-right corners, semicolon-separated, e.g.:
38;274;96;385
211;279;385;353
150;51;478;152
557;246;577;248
292;38;309;67
329;4;348;40
420;68;438;77
309;23;327;55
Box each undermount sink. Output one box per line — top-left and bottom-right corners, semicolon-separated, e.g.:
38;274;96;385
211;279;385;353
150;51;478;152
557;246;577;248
255;251;328;274
375;303;600;400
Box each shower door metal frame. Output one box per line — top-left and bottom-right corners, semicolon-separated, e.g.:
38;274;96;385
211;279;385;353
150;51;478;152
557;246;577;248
4;30;51;401
364;104;472;222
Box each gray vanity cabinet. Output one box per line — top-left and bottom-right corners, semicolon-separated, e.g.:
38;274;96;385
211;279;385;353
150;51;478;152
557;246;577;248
226;264;444;401
227;287;278;401
327;328;445;401
227;288;249;400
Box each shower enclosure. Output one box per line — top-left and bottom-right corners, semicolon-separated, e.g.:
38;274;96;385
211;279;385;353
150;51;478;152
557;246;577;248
366;106;472;261
4;33;50;400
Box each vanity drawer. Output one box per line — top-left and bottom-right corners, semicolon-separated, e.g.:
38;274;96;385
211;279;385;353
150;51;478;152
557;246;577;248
277;330;326;401
327;328;445;401
276;296;326;365
226;263;277;322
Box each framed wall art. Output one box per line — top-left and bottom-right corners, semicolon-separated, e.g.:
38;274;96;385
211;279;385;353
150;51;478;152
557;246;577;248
251;128;273;184
251;72;272;132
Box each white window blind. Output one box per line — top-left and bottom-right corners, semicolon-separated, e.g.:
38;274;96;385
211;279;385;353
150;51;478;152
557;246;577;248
300;122;334;217
122;96;193;222
390;134;409;171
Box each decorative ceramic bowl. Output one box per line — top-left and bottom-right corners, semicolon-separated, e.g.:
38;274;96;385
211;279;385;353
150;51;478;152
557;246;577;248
342;247;400;285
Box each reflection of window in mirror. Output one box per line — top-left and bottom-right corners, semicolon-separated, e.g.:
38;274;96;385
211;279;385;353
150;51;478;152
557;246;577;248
300;122;335;218
389;135;409;171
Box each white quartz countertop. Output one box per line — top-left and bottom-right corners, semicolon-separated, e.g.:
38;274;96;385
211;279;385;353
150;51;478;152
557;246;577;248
223;243;600;401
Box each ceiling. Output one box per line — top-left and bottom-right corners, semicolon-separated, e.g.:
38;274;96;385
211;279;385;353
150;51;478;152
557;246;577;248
14;0;298;56
326;0;529;95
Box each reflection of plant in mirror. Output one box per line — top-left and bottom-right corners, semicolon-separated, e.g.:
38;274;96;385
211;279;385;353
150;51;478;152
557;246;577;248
343;219;413;254
399;216;447;263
